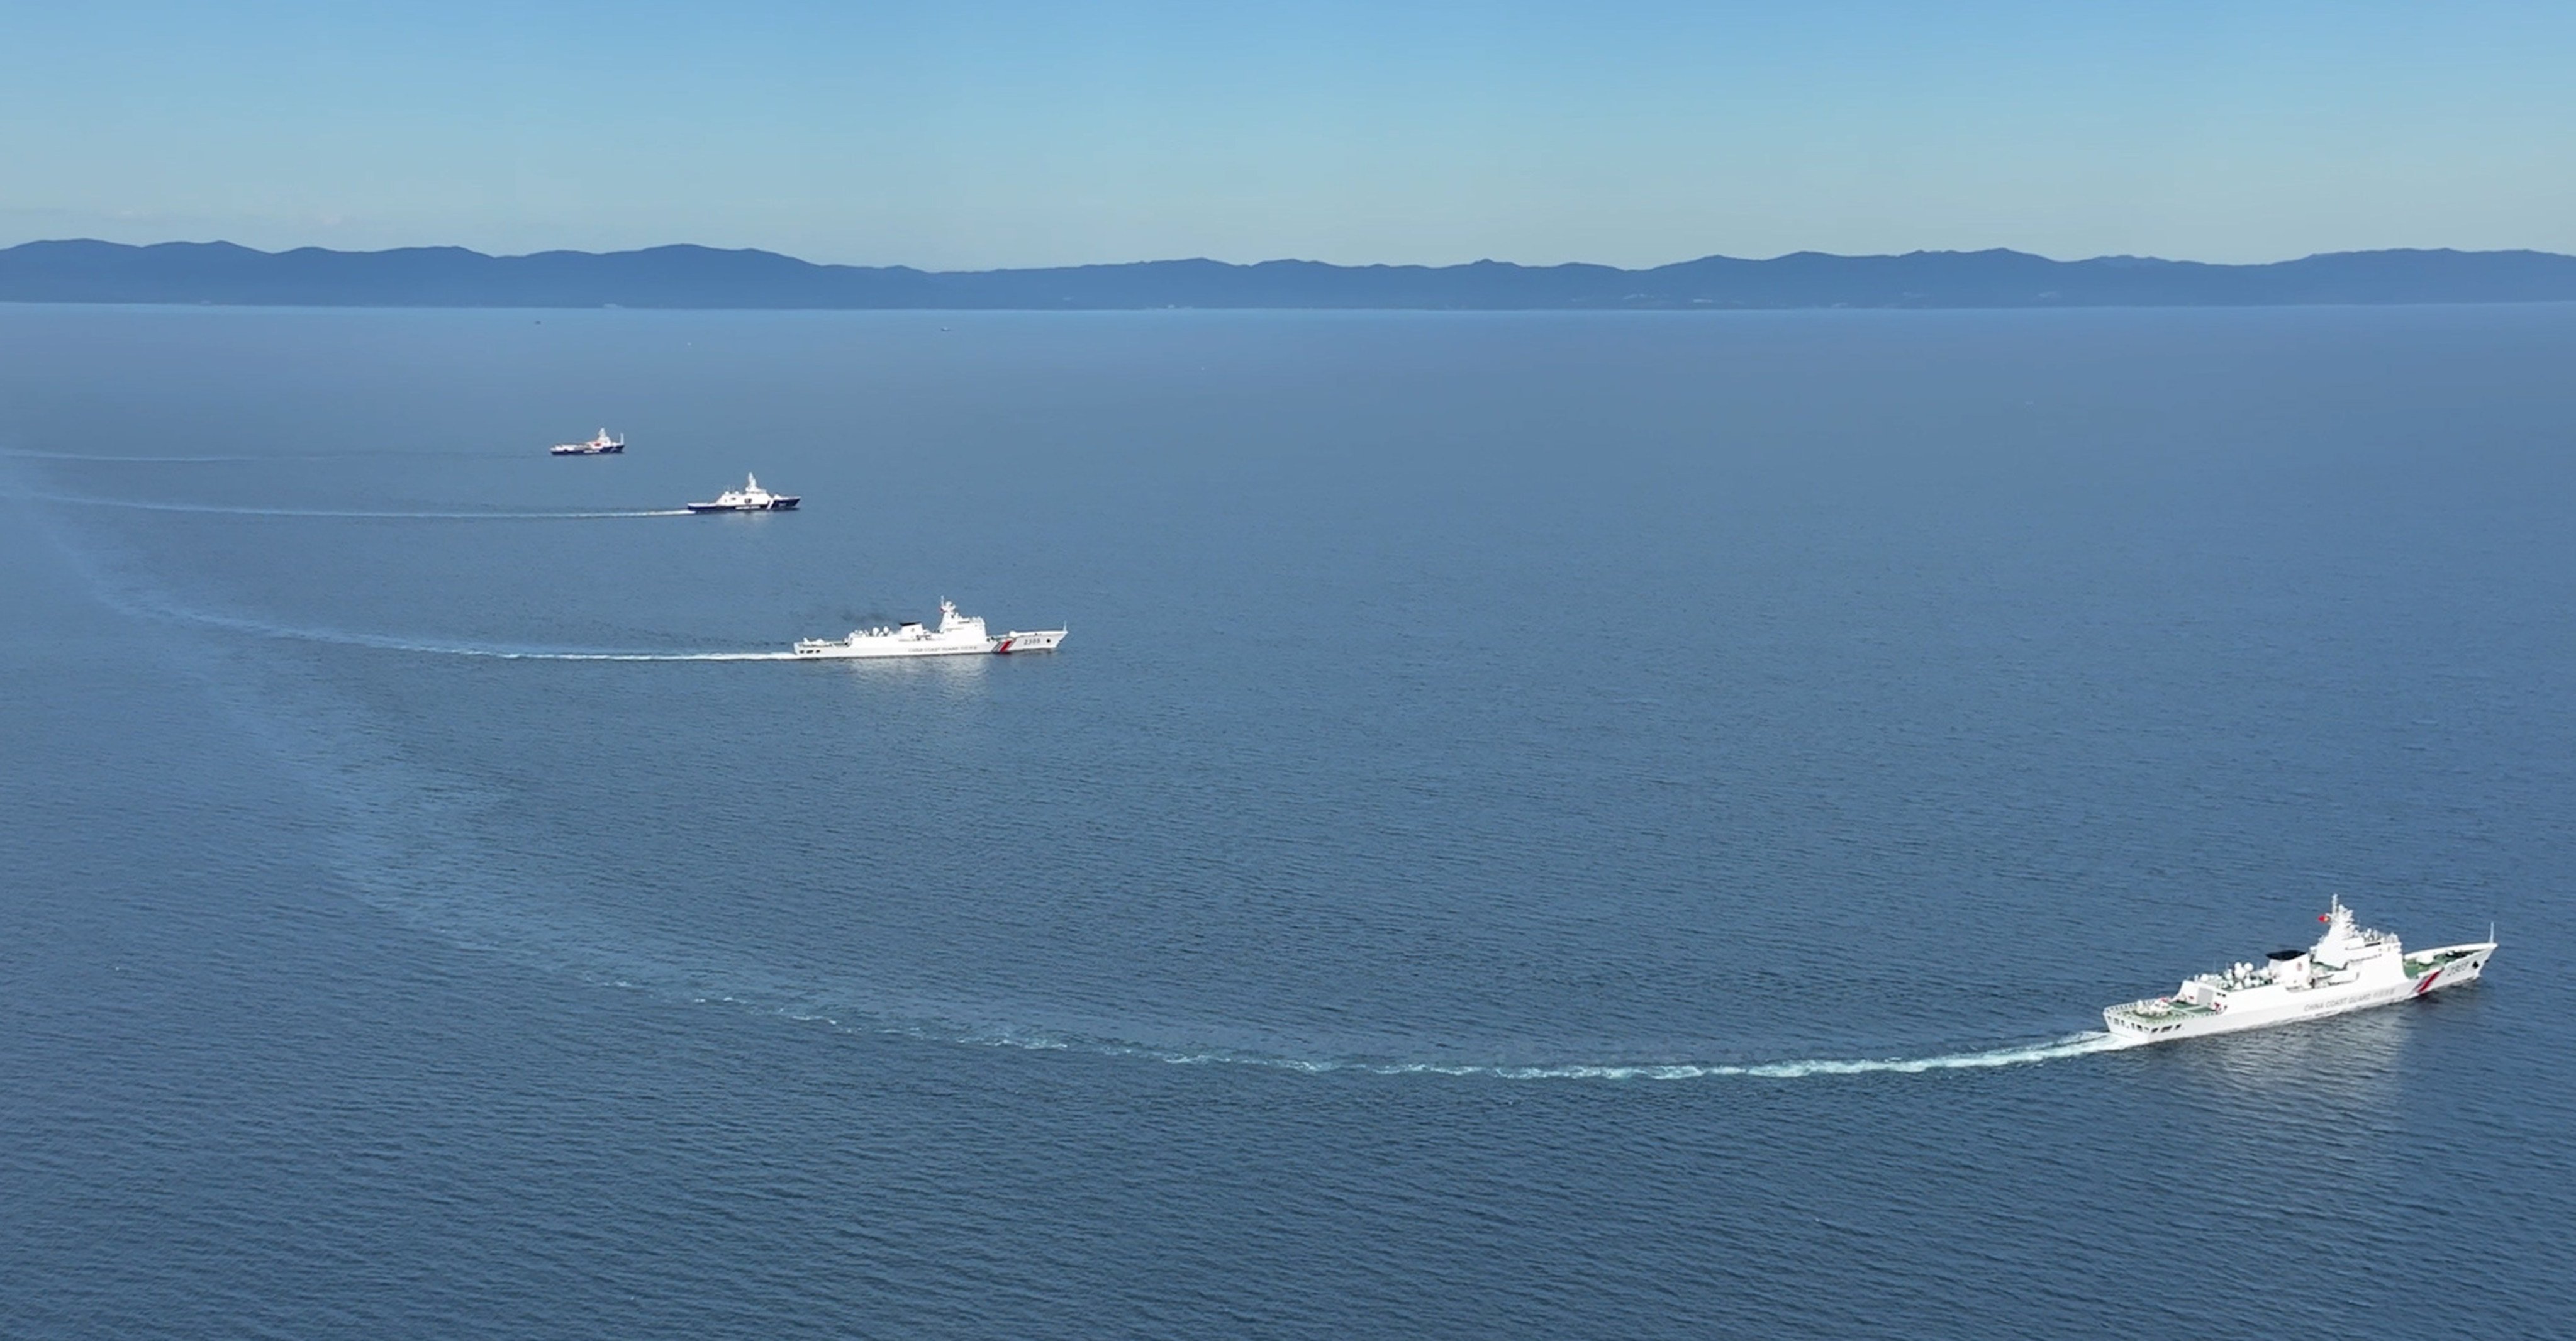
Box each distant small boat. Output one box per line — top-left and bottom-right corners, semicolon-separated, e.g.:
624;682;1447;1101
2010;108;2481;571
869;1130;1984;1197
686;473;799;513
550;429;625;455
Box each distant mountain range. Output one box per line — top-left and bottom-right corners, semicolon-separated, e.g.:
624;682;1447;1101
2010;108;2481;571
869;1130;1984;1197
6;239;2576;310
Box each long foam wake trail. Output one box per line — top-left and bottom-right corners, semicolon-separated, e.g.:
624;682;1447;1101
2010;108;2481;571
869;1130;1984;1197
81;590;798;661
0;448;548;464
776;1008;2146;1081
1311;1032;2146;1079
8;489;690;519
203;611;796;660
1;450;350;464
10;506;793;660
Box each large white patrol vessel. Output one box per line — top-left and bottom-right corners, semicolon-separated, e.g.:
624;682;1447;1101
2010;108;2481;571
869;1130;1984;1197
686;474;799;512
793;599;1066;659
2104;898;2495;1043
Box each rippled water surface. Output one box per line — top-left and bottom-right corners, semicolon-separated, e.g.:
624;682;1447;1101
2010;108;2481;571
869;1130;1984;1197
3;304;2570;1338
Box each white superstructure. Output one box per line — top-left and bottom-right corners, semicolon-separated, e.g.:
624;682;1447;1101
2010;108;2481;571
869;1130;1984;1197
550;429;625;455
686;473;799;512
2104;898;2495;1043
793;599;1066;659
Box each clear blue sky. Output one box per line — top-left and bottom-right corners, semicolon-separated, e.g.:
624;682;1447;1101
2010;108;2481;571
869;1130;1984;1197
3;1;2570;267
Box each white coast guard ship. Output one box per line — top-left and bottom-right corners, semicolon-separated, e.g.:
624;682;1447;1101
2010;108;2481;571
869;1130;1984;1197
550;429;625;455
793;599;1066;659
2104;898;2496;1043
686;473;799;512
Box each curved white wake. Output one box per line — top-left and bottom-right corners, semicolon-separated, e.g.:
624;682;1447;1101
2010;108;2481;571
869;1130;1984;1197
56;577;797;662
9;489;690;520
23;497;2144;1086
1291;1032;2144;1079
167;606;798;660
1;449;364;464
763;1007;2146;1081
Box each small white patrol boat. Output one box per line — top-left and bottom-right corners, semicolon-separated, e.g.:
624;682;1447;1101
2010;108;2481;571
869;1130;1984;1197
2104;898;2496;1044
550;429;625;455
793;599;1066;659
686;473;800;512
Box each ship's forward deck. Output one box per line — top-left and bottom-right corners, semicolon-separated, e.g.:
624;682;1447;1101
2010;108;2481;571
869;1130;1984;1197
2402;945;2485;978
2104;996;2217;1036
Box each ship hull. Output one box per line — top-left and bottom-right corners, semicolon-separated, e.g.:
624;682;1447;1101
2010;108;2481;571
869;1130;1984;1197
793;628;1068;660
2104;942;2495;1044
794;643;993;659
991;630;1065;654
686;499;798;512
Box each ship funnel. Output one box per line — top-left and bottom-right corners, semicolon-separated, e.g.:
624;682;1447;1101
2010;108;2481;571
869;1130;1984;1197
2265;949;2308;988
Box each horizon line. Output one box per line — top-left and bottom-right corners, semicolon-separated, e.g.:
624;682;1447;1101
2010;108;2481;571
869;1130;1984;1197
13;236;2576;274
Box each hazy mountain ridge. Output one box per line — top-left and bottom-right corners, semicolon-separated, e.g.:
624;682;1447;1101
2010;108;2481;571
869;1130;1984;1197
6;238;2575;309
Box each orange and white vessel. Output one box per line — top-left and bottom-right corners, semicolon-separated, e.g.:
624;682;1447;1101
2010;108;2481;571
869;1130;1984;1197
550;429;625;455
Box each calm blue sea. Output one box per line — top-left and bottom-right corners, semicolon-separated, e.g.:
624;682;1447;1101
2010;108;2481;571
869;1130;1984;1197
2;303;2570;1338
